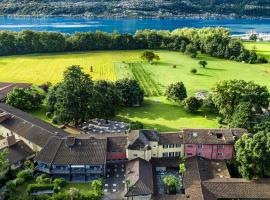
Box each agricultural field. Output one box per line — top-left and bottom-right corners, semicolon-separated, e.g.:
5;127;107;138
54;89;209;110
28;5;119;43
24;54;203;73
0;51;141;84
2;45;270;131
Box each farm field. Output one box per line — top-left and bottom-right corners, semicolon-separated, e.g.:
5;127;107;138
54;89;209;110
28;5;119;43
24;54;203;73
2;46;269;131
0;50;141;84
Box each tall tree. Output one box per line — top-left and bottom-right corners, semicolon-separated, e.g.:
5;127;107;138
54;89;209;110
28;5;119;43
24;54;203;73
115;78;144;107
236;132;270;180
212;80;269;122
54;65;94;125
0;149;9;177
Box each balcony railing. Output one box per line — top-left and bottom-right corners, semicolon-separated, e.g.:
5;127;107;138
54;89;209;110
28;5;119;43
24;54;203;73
35;166;50;173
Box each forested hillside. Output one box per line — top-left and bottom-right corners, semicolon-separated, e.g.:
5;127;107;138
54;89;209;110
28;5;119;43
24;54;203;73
0;0;269;18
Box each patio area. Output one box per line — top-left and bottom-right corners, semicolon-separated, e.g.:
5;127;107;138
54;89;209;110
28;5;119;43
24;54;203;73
103;163;126;200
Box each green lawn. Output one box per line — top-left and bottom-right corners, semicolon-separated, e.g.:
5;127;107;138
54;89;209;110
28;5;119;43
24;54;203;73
5;47;268;131
116;97;219;131
244;41;270;59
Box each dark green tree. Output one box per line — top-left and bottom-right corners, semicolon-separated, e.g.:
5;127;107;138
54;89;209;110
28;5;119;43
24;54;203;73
163;175;180;194
212;80;269;122
198;60;208;68
236;132;270;180
165;82;187;101
229;102;254;131
141;50;160;63
115;78;144;107
54;65;94;125
92;80;121;119
183;97;202;113
254;117;270;133
6;87;44;111
185;43;197;58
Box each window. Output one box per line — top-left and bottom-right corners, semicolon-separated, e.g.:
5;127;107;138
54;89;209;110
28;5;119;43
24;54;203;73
198;152;202;156
175;152;181;157
187;153;193;156
217;144;224;149
217;152;224;156
169;152;174;157
187;145;193;148
175;144;181;148
162;152;168;157
198;144;203;149
163;144;168;149
133;154;138;157
153;154;156;157
169;144;174;148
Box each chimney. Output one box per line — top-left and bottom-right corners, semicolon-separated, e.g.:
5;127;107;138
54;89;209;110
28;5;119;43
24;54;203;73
6;134;16;147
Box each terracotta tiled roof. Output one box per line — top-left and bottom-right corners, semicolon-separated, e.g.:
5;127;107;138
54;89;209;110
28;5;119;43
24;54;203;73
0;103;68;148
35;136;107;165
125;157;154;197
182;128;247;145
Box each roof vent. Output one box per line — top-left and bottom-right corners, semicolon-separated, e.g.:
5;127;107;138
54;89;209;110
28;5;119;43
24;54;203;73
192;132;198;137
216;133;223;139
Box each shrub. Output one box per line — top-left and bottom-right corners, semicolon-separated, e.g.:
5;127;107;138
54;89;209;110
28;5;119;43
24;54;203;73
165;82;187;101
172;65;176;68
16;170;32;181
13;177;25;186
24;160;35;171
46;112;53;118
27;184;54;194
52;116;59;124
130;121;144;130
257;57;268;64
36;174;49;184
217;116;224;124
190;68;197;74
183;97;202;113
53;178;66;188
5;180;16;192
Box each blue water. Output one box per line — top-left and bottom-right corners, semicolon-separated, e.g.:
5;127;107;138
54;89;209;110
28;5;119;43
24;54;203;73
0;17;270;35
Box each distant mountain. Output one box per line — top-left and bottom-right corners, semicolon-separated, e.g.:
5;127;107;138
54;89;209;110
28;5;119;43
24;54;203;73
0;0;269;18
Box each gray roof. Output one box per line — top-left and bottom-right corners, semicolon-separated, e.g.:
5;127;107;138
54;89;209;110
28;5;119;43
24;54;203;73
0;103;68;148
35;136;107;165
183;157;270;200
3;140;34;165
125;158;154;197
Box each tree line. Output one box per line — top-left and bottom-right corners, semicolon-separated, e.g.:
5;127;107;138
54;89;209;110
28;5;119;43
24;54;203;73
0;28;267;64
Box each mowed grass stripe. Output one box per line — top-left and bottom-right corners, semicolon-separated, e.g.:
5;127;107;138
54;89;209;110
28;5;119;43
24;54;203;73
129;62;163;96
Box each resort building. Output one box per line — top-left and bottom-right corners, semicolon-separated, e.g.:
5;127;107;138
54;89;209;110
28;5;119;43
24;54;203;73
183;128;246;160
127;130;184;161
125;157;154;200
0;103;68;152
35;136;107;182
0;134;34;169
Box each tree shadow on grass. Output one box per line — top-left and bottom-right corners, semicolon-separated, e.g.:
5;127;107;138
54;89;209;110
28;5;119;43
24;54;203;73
205;67;227;71
195;73;212;77
116;97;219;131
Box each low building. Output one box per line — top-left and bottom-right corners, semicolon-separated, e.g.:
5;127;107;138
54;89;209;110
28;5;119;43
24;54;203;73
125;158;154;200
183;128;246;160
35;136;107;181
0;134;34;169
0;82;32;102
182;157;270;200
0;103;68;152
127;130;184;161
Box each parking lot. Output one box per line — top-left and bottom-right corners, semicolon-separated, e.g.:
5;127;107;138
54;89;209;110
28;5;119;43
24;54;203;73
103;163;126;200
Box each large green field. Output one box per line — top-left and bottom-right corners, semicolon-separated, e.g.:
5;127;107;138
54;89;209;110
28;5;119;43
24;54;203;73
1;46;269;131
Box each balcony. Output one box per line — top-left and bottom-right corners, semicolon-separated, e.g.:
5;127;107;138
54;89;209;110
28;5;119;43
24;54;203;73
51;169;70;174
86;169;103;174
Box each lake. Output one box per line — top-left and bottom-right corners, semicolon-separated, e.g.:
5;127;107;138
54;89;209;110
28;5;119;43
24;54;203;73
0;17;270;35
